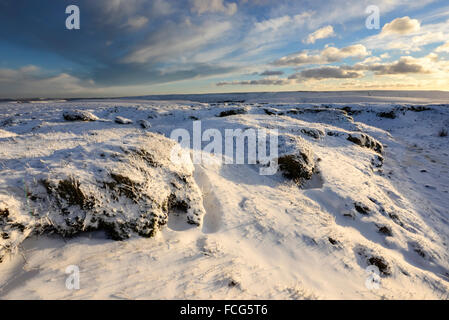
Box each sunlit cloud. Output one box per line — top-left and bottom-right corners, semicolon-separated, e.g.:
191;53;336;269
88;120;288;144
305;25;335;44
0;0;448;97
273;45;369;66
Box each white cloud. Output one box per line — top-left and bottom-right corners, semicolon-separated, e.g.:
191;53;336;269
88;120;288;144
305;25;335;44
217;78;291;86
191;0;237;16
123;20;232;64
254;15;293;32
362;56;381;64
380;16;421;36
273;44;369;66
362;18;449;52
124;16;149;29
435;40;449;53
365;56;432;75
0;66;95;98
290;66;363;80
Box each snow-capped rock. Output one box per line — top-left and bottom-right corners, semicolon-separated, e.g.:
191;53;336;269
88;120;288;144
63;110;99;122
138;119;151;129
0;131;205;259
114;116;133;124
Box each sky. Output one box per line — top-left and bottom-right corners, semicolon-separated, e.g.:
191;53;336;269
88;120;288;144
1;0;449;98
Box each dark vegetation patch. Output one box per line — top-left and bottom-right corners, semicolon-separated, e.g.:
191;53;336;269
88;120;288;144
341;106;362;116
300;128;323;139
388;213;404;227
406;106;431;112
354;202;371;215
371;155;384;168
328;237;340;246
105;173;140;202
277;152;314;185
347;134;384;154
356;247;392;276
287;109;302;115
263;108;277;115
41;178;95;210
217;108;247;117
129;148;160;167
377;110;396;119
438;128;448;137
326;131;344;137
414;247;426;258
0;208;9;218
378;226;393;236
166;193;189;214
216;100;245;104
368;256;391;276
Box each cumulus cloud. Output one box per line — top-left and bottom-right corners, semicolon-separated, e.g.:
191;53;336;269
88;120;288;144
381;16;421;36
273;44;369;66
216;78;291;86
362;18;449;52
289;66;363;80
286;54;437;83
0;0;446;96
435;40;449;53
191;0;237;16
305;25;335;44
365;56;432;75
347;55;434;75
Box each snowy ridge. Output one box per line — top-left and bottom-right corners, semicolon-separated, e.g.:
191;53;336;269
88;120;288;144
0;99;448;299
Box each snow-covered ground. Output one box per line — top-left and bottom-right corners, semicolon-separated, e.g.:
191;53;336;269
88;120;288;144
0;92;448;299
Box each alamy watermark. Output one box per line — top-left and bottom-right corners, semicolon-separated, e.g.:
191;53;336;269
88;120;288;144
65;265;80;290
365;5;380;30
365;265;381;290
66;5;80;30
169;121;279;176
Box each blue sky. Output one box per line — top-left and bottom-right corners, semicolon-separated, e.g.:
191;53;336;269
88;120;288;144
1;0;449;98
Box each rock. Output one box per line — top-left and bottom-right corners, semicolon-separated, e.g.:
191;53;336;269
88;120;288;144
347;133;384;154
371;155;384;168
115;116;133;124
263;108;277;116
63;110;99;122
137;119;151;129
300;128;324;139
1;117;20;127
